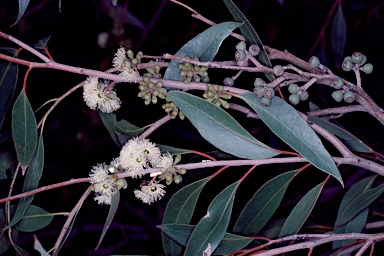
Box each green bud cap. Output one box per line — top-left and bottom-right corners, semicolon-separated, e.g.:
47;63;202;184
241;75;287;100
342;60;353;71
248;44;260;56
361;63;373;74
235;41;246;51
352;52;364;64
223;77;234;86
235;50;246;61
177;168;186;175
254;78;265;87
174;174;182;184
263;87;275;99
260;97;271;107
116;178;128;190
289;93;300;105
288;83;299;94
343;91;355;103
334;78;344;89
331;90;344;102
254;86;264;98
309;56;320;68
127;49;134;59
174;154;181;165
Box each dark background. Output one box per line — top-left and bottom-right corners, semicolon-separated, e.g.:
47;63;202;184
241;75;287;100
0;0;384;255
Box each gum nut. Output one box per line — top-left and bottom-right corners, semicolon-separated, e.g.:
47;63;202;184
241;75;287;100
352;52;364;64
288;83;299;94
289;94;300;105
334;78;344;89
236;41;246;51
309;56;320;68
253;86;264;97
361;63;373;74
223;77;234;86
235;50;246;61
300;91;309;101
260;97;271;107
342;60;353;71
331;90;344;102
263;87;275;99
343;91;355;103
248;44;260;56
254;77;265;87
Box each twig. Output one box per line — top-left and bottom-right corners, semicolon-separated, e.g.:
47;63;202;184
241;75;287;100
138;115;171;140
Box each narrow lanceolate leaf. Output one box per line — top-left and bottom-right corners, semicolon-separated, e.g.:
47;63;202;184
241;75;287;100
168;91;279;159
5;135;44;229
308;116;373;153
279;181;324;237
336;182;384;227
162;177;210;256
12;89;37;168
157;144;190;155
234;170;298;235
33;235;50;256
0;48;18;130
99;111;144;146
184;181;238;256
164;22;242;81
17;205;53;232
223;0;275;81
13;0;31;26
31;36;51;50
158;224;253;255
240;94;342;183
96;192;120;249
331;5;347;68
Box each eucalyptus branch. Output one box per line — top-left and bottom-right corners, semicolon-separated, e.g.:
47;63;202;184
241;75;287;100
306;105;367;116
138;115;171;140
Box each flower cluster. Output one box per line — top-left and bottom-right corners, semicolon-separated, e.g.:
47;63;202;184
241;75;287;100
89;163;118;205
112;47;141;83
83;77;121;113
134;181;166;205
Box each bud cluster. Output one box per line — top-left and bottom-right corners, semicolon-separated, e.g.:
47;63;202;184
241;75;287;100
143;65;162;78
287;83;309;105
162;100;185;120
253;78;278;107
157;154;186;185
138;77;167;105
202;84;232;109
178;55;209;84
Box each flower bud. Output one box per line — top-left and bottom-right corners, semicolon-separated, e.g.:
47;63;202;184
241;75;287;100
248;44;260;56
331;90;343;102
343;91;355;103
289;94;300;105
288;83;299;94
309;56;320;68
235;41;246;51
361;63;373;74
235;50;246;61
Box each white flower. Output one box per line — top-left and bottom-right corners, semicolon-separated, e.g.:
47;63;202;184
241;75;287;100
89;163;109;183
119;138;147;177
140;139;161;166
134;182;166;204
94;194;112;205
156;153;173;170
112;47;127;69
83;77;121;113
119;68;140;83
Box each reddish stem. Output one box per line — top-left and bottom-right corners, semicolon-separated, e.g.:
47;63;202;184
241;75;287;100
189;150;217;161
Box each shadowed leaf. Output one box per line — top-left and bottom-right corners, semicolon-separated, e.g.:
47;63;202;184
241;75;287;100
331;5;347;68
13;0;30;26
17;205;53;232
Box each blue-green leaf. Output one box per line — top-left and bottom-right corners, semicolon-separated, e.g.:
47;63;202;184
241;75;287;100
6;135;44;229
308;116;373;153
96;192;119;249
162;177;210;256
111;0;118;6
164;22;242;81
33;235;50;256
13;0;30;26
223;0;274;81
234;170;298;235
0;48;18;130
336;182;384;226
12;89;37;168
168;91;279;159
158;224;253;255
0;148;18;180
99;111;144;146
331;5;347;68
239;94;342;183
13;243;30;256
279;181;324;237
31;36;51;50
184;181;238;256
17;205;53;232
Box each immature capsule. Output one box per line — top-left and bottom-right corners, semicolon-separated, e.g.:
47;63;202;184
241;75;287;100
223;77;234;86
254;78;265;87
288;83;299;94
334;78;344;89
309;56;320;68
300;91;309;101
343;91;355;103
260;97;271;107
352;52;364;64
236;41;246;51
289;94;300;105
248;44;260;56
263;87;275;99
235;50;246;61
331;90;344;102
342;60;353;71
253;86;264;98
361;63;373;74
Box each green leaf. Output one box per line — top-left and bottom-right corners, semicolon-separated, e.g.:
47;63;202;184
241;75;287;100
17;205;53;232
157;144;190;155
13;243;30;256
33;235;50;256
279;181;324;237
184;181;238;256
6;135;44;229
162;177;210;256
13;0;30;26
0;148;18;180
31;36;51;50
309;102;320;111
333;176;376;248
308;116;373;153
168;91;279;159
234;170;298;235
336;182;384;226
158;224;253;255
223;0;275;81
96;192;119;249
12;89;37;168
164;21;242;81
331;5;347;68
0;48;18;130
99;112;144;146
239;94;342;183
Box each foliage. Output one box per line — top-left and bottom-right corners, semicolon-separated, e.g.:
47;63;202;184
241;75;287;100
0;0;384;255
